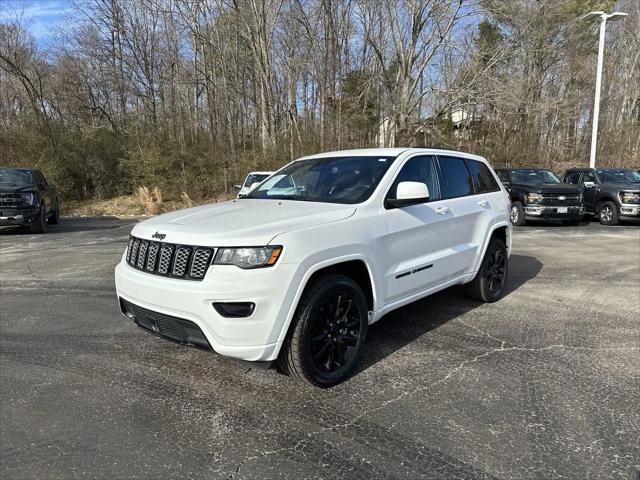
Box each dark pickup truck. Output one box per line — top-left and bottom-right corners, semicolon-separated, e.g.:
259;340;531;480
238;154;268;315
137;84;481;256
0;168;60;233
495;168;584;226
563;168;640;225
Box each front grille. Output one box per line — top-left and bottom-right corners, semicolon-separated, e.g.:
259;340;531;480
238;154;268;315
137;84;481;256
0;193;22;206
126;235;214;281
120;298;211;349
539;193;582;206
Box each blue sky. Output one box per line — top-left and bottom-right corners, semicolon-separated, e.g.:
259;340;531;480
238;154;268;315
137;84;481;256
0;0;72;46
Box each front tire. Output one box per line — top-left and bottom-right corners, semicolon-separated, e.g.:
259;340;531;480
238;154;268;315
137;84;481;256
466;238;508;303
278;274;368;387
510;202;526;226
49;201;60;224
598;201;619;226
29;204;47;234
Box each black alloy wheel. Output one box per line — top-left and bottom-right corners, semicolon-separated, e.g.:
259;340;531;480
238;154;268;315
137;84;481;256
29;204;47;234
308;292;362;374
278;274;368;387
49;201;60;224
465;237;509;303
486;246;507;295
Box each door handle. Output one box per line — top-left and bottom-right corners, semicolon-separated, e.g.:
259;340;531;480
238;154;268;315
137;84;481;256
478;200;489;207
435;206;450;215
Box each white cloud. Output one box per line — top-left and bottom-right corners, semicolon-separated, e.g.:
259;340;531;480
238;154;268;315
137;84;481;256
0;0;73;45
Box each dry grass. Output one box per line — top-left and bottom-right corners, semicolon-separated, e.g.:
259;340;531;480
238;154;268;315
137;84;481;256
62;188;234;217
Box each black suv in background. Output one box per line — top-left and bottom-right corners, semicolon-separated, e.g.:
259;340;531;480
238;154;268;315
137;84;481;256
0;168;60;233
495;168;584;226
563;168;640;225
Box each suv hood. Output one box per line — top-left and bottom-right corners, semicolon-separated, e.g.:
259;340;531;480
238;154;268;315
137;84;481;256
512;182;581;194
132;199;356;246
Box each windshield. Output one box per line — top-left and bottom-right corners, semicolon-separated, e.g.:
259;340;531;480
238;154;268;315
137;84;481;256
244;174;270;187
596;169;640;184
510;169;560;184
244;156;397;204
0;169;33;185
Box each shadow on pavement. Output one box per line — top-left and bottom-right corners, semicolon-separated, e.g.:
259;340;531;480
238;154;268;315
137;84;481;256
359;254;543;374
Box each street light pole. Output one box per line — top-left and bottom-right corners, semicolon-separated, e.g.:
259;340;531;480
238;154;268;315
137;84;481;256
581;11;628;169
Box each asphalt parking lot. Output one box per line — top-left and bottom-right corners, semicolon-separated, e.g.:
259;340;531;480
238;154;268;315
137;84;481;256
1;218;639;479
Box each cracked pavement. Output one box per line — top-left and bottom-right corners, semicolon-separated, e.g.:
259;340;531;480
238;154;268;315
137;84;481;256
1;218;639;479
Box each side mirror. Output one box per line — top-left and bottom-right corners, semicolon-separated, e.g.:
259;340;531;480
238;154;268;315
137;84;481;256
386;182;429;208
583;181;596;188
234;185;241;192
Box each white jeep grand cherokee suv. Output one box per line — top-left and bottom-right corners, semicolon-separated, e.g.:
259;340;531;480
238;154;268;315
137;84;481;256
115;148;511;387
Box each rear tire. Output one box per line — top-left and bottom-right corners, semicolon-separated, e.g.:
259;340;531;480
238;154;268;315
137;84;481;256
510;202;526;226
598;201;619;226
278;274;368;387
30;204;47;234
465;238;508;303
49;201;60;224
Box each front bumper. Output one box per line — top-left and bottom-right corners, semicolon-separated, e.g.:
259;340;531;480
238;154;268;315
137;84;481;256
115;259;301;362
619;203;640;217
0;208;39;225
524;205;584;218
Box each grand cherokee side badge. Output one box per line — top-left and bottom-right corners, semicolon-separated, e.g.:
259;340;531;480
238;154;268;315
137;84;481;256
152;231;166;240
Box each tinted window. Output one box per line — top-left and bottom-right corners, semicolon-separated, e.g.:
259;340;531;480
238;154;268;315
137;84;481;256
595;169;640;184
437;156;474;199
564;171;581;185
387;156;439;202
510;169;560;184
497;170;510;184
0;169;33;185
244;174;270;187
245;156;396;204
467;160;499;193
581;171;596;184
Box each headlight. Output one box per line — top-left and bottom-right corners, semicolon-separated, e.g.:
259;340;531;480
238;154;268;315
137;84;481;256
526;193;543;203
620;191;640;204
20;193;35;205
214;246;282;269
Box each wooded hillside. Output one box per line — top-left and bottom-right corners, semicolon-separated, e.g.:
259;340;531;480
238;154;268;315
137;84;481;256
1;0;638;202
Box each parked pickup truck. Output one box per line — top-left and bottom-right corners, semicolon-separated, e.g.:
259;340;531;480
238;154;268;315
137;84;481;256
234;171;273;198
116;148;512;387
0;168;60;233
563;168;640;225
495;168;584;226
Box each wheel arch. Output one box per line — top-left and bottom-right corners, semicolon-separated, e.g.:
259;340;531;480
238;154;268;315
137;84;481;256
272;255;378;355
595;194;618;211
471;223;510;275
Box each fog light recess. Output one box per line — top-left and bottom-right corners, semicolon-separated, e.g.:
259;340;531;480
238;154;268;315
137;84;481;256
213;302;255;318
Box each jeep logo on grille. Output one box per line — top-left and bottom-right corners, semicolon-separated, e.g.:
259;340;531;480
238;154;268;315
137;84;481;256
152;231;166;240
557;195;566;201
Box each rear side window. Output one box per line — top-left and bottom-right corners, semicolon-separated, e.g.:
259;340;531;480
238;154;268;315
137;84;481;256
437;156;474;199
387;155;440;202
467;160;499;193
564;171;581;185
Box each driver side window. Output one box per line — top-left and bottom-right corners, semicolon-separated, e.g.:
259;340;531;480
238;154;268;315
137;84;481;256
386;156;439;202
581;172;596;185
